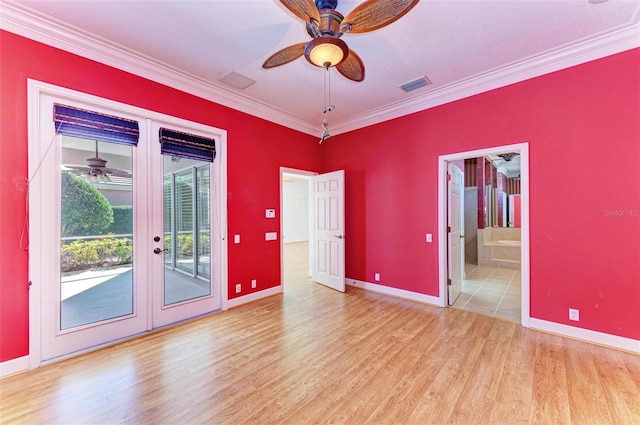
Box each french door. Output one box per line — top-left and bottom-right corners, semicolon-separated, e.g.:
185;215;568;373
149;121;220;328
29;83;225;363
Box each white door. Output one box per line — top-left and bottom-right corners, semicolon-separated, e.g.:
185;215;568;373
447;163;464;304
312;170;345;292
34;98;149;361
32;91;224;362
150;121;221;328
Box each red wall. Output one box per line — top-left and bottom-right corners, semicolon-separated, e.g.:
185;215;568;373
0;31;322;362
2;30;639;364
322;48;640;340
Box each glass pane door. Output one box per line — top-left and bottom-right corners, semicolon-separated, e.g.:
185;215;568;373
60;137;134;329
161;156;211;306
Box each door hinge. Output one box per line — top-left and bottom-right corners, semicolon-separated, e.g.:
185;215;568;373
447;278;452;286
447;173;451;181
447;226;451;233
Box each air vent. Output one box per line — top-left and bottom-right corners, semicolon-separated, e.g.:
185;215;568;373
219;71;256;90
400;76;431;93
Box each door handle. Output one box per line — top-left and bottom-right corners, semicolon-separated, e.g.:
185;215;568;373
334;235;344;239
153;247;165;254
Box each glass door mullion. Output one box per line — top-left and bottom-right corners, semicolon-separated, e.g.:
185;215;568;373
171;173;177;270
192;167;198;279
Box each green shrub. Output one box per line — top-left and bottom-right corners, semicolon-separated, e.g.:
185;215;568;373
105;205;133;234
61;237;133;272
61;172;113;237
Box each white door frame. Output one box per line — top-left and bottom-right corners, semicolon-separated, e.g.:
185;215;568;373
437;142;530;327
27;79;228;368
280;167;317;289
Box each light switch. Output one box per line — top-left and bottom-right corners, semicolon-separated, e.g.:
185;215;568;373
265;232;278;241
265;209;276;218
426;233;432;243
234;234;240;244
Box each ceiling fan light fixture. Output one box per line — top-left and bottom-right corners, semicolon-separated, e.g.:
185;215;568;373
304;36;348;68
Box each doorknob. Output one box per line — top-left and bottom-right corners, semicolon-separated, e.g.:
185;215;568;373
334;235;344;239
153;248;165;254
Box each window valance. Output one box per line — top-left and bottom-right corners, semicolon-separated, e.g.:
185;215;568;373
159;128;216;162
53;103;139;146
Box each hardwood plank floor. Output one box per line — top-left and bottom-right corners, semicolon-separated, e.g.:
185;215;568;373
1;242;639;424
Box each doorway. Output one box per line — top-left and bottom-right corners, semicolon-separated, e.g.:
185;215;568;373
438;143;530;327
280;168;346;294
280;168;315;294
28;81;228;365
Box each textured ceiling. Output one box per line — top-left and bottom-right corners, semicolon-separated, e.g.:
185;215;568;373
3;0;640;136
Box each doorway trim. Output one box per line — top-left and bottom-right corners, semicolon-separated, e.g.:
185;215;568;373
437;142;530;327
27;79;228;368
279;167;317;290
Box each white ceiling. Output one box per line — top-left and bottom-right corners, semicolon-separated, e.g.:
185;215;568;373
2;1;639;137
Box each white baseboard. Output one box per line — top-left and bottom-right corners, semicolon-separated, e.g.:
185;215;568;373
346;278;441;307
529;318;640;354
226;286;283;309
0;355;29;378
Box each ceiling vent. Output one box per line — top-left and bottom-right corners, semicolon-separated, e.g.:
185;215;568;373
399;76;431;93
219;71;256;90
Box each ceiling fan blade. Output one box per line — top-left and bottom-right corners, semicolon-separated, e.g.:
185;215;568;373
262;42;307;69
336;49;365;82
279;0;320;23
343;0;419;34
104;168;133;178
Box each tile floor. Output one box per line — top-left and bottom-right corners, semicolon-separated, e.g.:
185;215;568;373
451;263;522;323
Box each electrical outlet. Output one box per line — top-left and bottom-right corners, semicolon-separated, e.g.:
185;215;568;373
374;273;380;282
235;283;241;294
569;308;579;321
251;279;257;289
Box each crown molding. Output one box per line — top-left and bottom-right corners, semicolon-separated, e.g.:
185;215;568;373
0;2;318;136
331;19;640;135
2;2;639;138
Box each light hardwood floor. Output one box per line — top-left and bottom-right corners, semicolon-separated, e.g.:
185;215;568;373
1;242;639;424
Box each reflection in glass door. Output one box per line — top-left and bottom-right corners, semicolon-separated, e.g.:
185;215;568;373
60;137;134;329
162;156;211;306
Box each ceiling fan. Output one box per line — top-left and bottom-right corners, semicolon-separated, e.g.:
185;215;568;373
262;0;419;82
64;141;132;182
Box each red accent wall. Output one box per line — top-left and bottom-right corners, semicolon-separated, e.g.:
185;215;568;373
464;158;477;187
1;31;639;363
322;48;640;340
507;177;521;195
0;31;322;362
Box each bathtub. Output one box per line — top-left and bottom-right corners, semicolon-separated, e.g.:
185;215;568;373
493;240;521;246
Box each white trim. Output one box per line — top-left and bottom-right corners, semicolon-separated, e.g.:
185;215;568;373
226;286;283;309
346;279;441;307
330;22;640;135
0;2;317;137
2;2;639;137
438;143;530;327
0;356;29;378
530;318;640;354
